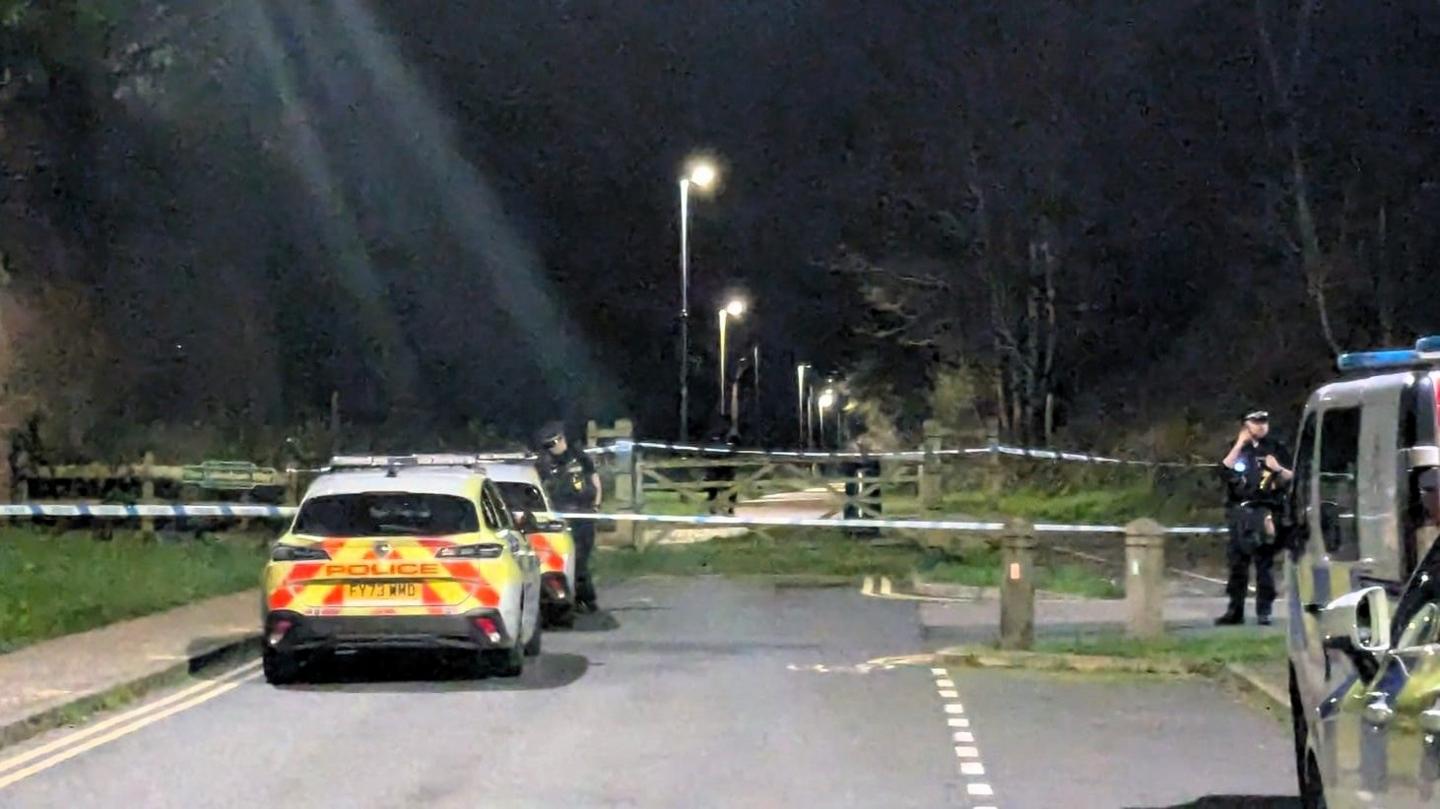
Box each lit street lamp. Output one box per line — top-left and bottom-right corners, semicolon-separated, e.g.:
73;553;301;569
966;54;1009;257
817;388;836;447
718;298;745;416
677;157;719;441
795;363;809;447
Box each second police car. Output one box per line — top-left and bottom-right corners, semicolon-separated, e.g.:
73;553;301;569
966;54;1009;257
1287;335;1440;808
260;457;543;684
480;462;579;628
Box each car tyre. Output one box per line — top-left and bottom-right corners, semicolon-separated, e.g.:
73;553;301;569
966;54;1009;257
524;620;543;657
485;645;524;678
263;647;301;685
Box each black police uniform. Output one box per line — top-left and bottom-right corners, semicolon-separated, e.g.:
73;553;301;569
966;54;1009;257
537;447;599;610
1219;437;1290;622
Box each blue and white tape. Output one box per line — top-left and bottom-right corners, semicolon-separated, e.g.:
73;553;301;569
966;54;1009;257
598;439;1209;468
0;501;1224;534
555;511;1226;536
0;503;295;519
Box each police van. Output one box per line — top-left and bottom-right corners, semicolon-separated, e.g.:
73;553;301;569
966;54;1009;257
1288;335;1440;808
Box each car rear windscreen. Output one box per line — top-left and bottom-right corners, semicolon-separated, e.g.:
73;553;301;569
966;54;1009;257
293;493;479;536
495;482;548;514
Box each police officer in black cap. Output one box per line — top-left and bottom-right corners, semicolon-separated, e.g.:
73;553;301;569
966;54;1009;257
1216;409;1293;625
535;422;601;613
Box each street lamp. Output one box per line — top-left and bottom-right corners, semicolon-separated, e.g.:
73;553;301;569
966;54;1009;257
677;157;720;440
718;298;746;416
817;388;836;447
795;363;809;447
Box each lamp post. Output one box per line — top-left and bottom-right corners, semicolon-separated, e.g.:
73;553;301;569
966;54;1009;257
677;158;718;440
796;363;809;447
718;298;745;416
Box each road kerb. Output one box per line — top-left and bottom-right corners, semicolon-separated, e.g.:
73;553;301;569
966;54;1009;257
1218;662;1290;718
936;646;1197;676
0;634;259;752
936;646;1291;715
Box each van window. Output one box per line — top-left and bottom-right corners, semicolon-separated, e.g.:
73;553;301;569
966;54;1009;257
1317;407;1362;561
1288;413;1316;544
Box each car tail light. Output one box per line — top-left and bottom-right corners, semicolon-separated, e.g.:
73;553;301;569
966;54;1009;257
271;544;330;562
437;544;504;559
268;619;293;647
473;616;501;643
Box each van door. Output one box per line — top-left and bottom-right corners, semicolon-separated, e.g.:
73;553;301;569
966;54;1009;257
1308;402;1369;801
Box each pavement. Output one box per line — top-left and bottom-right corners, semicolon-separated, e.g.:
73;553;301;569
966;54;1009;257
0;591;258;746
0;577;1299;808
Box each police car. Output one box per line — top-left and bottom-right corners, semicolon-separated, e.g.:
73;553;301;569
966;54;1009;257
261;457;543;684
481;462;578;628
1287;335;1440;807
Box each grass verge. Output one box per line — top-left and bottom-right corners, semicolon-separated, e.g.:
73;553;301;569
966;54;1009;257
921;547;1122;598
1034;631;1285;666
0;528;268;654
594;528;1119;597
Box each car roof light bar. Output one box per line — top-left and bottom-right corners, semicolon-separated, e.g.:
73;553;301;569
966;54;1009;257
1336;349;1423;373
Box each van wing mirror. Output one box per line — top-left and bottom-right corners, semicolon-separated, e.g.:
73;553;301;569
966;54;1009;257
1321;586;1391;654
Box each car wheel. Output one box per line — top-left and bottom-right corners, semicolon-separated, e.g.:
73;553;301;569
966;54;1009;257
524;620;543;657
263;647;301;685
484;645;524;678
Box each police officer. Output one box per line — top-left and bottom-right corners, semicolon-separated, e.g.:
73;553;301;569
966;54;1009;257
535;422;601;613
1216;410;1293;626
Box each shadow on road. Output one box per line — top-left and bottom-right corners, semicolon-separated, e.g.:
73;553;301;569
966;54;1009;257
1133;797;1300;808
277;651;589;693
184;635;262;678
568;610;622;633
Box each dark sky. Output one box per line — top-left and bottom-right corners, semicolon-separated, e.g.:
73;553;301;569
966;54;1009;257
11;0;1440;457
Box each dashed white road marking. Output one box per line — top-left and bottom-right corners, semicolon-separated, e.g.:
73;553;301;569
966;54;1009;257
931;669;997;806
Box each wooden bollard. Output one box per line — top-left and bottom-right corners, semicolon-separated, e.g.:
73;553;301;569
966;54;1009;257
999;517;1037;650
1125;518;1167;639
140;451;156;534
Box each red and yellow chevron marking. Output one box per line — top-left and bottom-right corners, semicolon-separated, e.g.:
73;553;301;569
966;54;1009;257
528;531;573;574
264;533;513;614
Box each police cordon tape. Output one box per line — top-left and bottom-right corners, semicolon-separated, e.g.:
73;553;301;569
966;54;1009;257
0;503;296;519
0;502;1225;534
553;511;1226;535
589;439;1209;468
289;442;1210;474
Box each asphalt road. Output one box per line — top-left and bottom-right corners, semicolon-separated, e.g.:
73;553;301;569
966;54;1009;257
0;578;1297;808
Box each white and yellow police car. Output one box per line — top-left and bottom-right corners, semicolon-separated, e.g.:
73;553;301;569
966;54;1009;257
481;462;579;628
261;457;543;684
